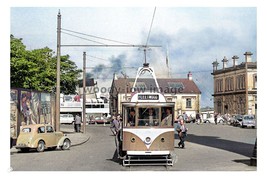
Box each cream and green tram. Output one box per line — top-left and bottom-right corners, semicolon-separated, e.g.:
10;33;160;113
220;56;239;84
119;92;175;166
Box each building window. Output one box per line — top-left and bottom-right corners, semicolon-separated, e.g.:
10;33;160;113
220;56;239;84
216;79;223;92
225;77;234;91
253;74;257;89
186;98;192;108
236;75;245;90
167;97;172;102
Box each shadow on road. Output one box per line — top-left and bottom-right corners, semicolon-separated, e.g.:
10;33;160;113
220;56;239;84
106;150;122;165
175;133;255;157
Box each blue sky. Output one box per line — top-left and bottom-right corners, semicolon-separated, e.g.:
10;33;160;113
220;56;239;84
10;6;257;107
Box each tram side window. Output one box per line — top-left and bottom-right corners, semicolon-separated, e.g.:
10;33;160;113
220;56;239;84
161;107;173;126
138;108;159;126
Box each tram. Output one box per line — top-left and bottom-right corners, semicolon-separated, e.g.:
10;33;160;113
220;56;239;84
116;63;175;166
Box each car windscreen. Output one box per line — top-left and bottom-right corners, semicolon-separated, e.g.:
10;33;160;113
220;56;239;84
244;116;254;120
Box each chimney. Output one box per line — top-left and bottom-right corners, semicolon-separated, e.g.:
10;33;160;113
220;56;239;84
232;55;239;67
212;59;219;72
244;51;253;63
188;71;192;80
222;56;228;69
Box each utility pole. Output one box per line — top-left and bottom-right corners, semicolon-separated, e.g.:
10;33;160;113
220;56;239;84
56;10;61;131
83;52;86;133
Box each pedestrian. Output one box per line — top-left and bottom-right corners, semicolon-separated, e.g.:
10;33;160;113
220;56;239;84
214;112;218;125
110;114;118;135
196;112;201;124
74;113;82;132
183;112;188;122
177;119;188;148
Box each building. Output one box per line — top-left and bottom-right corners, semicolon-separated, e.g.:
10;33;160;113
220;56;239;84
211;51;257;115
60;80;110;122
109;72;201;119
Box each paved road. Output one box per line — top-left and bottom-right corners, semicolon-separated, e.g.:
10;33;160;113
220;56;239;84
10;123;256;171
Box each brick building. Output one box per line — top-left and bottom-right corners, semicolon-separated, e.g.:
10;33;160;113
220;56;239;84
211;51;257;115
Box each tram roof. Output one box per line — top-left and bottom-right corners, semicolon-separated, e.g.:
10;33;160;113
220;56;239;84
111;78;201;94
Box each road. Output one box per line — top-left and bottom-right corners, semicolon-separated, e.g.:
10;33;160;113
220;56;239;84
10;123;256;171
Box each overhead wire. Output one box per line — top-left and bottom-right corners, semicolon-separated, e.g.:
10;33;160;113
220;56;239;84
61;28;133;45
61;31;107;45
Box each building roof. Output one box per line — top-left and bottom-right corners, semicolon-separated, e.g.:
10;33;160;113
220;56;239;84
112;78;201;94
212;62;257;75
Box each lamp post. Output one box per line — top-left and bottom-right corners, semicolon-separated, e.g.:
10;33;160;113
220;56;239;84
83;52;86;133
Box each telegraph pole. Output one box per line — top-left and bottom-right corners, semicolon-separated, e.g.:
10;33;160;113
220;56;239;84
83;52;86;133
56;10;61;131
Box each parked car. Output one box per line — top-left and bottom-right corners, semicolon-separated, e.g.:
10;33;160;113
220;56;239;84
16;124;71;152
231;114;243;127
185;116;196;123
241;115;256;128
60;114;74;124
203;116;224;124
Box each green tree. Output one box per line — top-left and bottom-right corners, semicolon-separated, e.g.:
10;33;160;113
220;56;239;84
10;35;82;94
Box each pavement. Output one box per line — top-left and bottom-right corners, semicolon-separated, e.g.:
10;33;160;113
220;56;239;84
60;127;91;147
10;127;91;153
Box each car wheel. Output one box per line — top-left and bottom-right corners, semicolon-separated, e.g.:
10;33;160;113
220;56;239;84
37;140;45;152
61;139;71;150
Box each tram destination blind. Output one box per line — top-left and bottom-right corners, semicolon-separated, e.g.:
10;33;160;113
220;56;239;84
138;94;159;100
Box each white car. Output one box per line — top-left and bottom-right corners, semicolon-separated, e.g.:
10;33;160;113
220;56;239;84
60;114;74;124
203;116;224;124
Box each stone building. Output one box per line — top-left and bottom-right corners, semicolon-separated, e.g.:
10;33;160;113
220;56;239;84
211;51;257;115
109;72;201;119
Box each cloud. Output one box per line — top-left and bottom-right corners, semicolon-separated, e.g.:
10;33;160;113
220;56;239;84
10;7;257;107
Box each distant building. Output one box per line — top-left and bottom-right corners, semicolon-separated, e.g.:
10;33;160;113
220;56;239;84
211;51;257;115
109;72;201;119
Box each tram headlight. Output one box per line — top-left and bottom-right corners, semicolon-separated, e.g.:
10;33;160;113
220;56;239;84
131;137;136;143
144;137;151;145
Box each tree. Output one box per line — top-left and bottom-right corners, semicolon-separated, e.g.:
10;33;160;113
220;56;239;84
10;35;82;94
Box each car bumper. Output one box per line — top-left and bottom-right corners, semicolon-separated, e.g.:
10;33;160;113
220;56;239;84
15;143;35;149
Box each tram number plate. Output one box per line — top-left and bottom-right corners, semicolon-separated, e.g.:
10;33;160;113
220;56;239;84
138;94;159;100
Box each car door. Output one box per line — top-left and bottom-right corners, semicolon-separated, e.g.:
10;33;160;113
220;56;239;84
45;126;57;147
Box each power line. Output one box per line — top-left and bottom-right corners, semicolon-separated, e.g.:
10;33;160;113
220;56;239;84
62;28;133;45
61;31;107;45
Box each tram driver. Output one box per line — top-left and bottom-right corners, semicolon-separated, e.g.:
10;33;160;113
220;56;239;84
127;108;136;126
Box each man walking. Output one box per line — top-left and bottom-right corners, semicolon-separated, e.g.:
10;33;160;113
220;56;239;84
75;114;82;132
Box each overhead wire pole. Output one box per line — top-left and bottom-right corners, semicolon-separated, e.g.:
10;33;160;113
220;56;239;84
56;10;61;132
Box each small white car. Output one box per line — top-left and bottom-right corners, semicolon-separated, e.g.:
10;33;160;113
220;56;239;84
60;114;74;124
241;115;256;128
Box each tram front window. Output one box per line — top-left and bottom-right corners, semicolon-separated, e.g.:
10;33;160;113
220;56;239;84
138;108;159;126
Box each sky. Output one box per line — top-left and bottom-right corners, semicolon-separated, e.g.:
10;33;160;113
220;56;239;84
2;0;267;177
9;6;257;107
